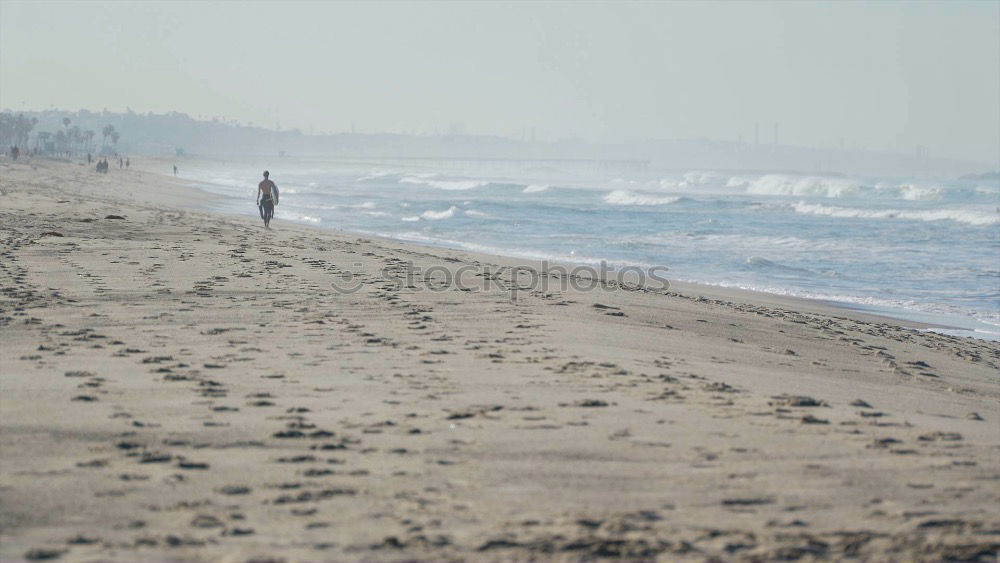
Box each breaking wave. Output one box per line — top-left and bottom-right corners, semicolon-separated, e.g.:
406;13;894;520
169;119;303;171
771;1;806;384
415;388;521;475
625;232;850;252
746;175;861;198
399;176;489;190
792;202;999;226
604;190;686;206
401;206;460;222
523;184;550;193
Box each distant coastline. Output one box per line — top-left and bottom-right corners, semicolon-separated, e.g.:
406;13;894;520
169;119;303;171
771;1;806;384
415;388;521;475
5;108;995;177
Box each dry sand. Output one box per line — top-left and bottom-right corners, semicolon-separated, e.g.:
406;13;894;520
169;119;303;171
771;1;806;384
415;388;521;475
1;158;998;562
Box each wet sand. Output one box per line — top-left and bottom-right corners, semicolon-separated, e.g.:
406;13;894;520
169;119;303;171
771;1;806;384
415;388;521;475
1;158;998;562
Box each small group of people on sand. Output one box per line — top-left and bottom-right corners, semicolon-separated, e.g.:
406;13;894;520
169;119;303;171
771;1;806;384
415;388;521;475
92;154;129;172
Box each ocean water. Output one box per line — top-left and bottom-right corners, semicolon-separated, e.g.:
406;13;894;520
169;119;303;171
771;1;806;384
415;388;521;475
178;157;1000;340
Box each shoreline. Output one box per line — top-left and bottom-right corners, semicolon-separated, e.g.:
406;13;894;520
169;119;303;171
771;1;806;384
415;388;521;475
2;156;998;562
163;156;987;338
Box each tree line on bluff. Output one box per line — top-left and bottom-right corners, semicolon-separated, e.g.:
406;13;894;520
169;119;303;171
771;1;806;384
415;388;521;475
1;112;121;157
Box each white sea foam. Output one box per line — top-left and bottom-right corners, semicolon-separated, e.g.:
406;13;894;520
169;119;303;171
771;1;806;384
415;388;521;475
726;176;751;189
655;173;723;191
604;190;685;206
464;209;489;218
683;171;722;185
732;175;988;203
399;176;489;190
276;211;321;224
523;184;550;193
300;201;376;211
792;202;999;226
418;206;459;220
747;175;861;198
898;184;946;201
627;232;848;252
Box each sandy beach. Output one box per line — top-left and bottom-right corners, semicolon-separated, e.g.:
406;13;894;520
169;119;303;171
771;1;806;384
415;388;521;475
1;158;998;562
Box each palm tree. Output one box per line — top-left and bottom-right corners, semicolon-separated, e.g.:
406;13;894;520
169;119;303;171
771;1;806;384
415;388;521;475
0;113;37;149
68;125;81;155
18;116;37;148
55;130;68;154
83;130;95;152
101;124;115;147
0;113;11;146
111;131;120;147
36;131;52;153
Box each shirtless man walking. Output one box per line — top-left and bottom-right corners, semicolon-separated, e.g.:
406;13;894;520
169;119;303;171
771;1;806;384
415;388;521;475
257;170;279;228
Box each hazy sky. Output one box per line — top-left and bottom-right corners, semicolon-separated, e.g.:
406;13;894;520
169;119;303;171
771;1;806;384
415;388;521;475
2;1;998;163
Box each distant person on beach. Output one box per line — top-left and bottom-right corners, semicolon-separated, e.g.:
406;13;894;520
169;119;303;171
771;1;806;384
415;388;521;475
125;157;130;169
87;153;92;165
173;165;178;176
256;170;279;228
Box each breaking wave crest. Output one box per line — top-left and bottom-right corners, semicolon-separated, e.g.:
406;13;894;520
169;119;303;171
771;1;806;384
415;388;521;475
523;184;550;193
401;206;460;222
792;202;998;226
400;176;489;190
604;190;686;206
747;175;861;198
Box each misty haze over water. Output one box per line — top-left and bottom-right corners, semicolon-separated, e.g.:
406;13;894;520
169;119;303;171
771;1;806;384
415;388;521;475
3;1;998;164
